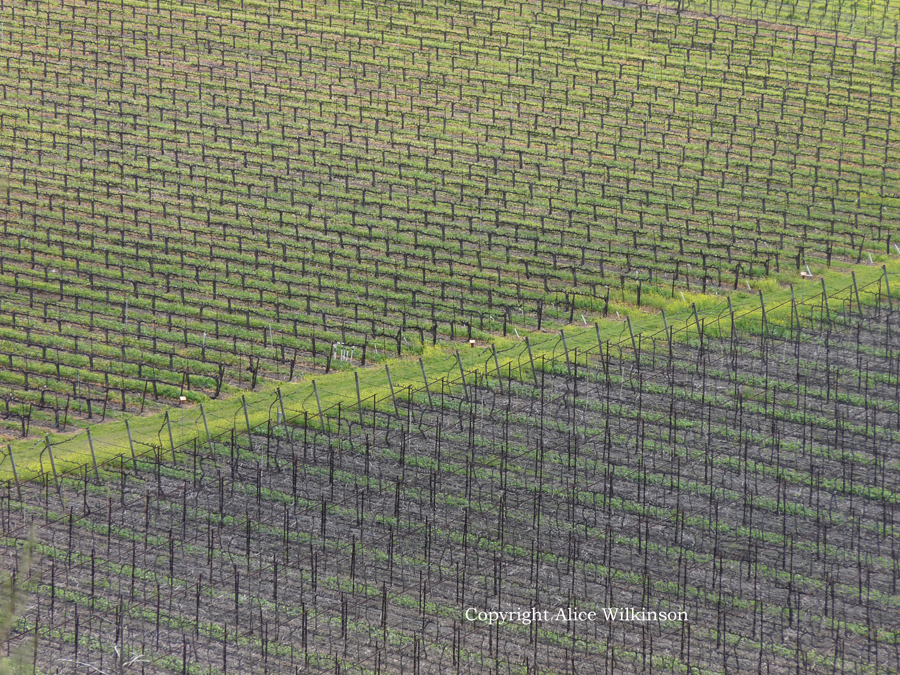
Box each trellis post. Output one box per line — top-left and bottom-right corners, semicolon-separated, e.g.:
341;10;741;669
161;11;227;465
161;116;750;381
312;381;324;429
199;406;213;455
525;337;538;387
241;396;252;439
883;265;893;311
491;345;503;393
419;358;433;406
165;411;176;461
851;271;863;317
726;298;734;335
625;316;637;352
790;285;800;330
385;365;400;417
86;429;100;481
125;419;137;461
758;294;767;334
7;445;21;502
45;436;60;495
455;351;469;401
560;329;572;375
275;388;286;427
355;372;365;425
821;278;830;321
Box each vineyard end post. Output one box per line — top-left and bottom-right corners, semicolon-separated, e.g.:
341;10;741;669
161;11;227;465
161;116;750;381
7;445;21;502
312;381;324;430
241;396;252;440
277;388;286;426
491;345;503;394
691;303;703;341
200;405;213;455
790;285;800;329
386;365;400;417
757;294;768;337
726;297;734;335
125;419;136;462
86;428;100;481
525;337;538;387
45;436;60;495
419;358;433;406
560;329;571;375
165;411;176;462
355;372;364;426
851;271;863;317
882;265;892;311
881;265;894;312
455;351;469;401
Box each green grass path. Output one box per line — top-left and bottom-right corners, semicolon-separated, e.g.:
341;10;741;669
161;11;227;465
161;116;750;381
3;258;896;481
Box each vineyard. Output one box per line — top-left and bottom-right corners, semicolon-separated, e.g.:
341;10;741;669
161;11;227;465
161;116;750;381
2;0;900;670
1;0;899;435
1;274;898;673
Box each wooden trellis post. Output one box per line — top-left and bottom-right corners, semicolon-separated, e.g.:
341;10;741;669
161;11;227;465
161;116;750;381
200;405;213;455
726;298;734;335
125;419;136;461
419;358;433;406
355;372;364;426
883;265;893;311
626;316;637;352
788;285;796;333
491;345;503;393
241;396;251;439
851;271;863;317
386;365;400;417
312;381;324;429
525;337;538;387
560;329;571;375
165;411;176;461
44;436;60;495
86;428;100;481
7;445;21;502
277;388;286;426
455;351;469;401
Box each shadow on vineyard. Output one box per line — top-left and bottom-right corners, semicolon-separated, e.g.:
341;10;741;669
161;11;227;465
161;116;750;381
2;282;897;673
